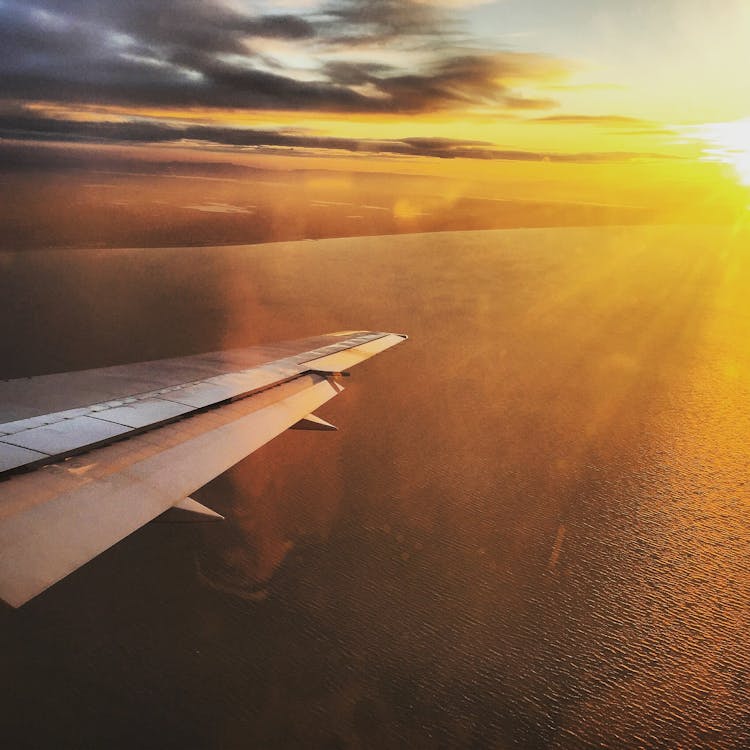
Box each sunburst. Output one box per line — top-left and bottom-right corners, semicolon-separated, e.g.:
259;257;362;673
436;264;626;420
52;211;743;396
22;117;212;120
689;117;750;188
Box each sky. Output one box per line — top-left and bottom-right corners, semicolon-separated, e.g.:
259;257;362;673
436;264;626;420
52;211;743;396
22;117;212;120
1;0;749;207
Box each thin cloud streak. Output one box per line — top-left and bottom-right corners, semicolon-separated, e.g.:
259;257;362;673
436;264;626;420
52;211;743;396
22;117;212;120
0;113;680;163
532;114;657;127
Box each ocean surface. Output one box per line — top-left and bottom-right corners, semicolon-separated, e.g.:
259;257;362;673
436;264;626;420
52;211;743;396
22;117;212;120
1;226;749;749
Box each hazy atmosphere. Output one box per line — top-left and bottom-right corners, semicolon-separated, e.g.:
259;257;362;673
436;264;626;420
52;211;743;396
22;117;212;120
1;2;750;749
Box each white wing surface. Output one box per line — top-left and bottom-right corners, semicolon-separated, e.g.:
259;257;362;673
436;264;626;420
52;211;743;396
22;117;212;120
0;331;406;607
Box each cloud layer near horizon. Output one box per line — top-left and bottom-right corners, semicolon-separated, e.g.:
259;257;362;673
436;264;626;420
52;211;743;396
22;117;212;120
0;112;677;163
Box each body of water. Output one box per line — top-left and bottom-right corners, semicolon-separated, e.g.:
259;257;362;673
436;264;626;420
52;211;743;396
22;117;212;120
1;226;748;749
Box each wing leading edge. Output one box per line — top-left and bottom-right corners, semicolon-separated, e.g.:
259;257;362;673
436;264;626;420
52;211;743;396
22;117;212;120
0;331;406;608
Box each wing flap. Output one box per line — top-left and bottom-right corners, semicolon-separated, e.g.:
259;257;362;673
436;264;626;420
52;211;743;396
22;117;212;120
0;444;48;473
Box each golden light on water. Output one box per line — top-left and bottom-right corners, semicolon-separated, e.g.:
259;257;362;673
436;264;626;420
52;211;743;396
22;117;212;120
689;118;750;189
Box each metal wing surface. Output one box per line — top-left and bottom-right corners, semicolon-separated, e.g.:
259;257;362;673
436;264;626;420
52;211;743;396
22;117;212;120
0;331;407;608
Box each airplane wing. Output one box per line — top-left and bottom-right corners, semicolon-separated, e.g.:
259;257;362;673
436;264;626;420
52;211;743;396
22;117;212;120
0;331;407;608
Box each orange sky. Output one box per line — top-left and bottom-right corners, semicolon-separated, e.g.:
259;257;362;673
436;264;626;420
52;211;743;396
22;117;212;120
1;0;749;213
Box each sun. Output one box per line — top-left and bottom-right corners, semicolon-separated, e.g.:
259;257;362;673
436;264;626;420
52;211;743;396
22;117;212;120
690;117;750;188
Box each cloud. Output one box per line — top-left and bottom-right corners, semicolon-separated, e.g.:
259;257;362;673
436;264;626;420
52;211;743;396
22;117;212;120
323;53;560;112
415;0;495;5
531;114;656;127
0;112;680;163
318;0;447;45
0;0;569;114
531;114;678;136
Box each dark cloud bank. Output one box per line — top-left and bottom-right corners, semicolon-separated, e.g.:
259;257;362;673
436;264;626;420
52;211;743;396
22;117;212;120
0;0;561;114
